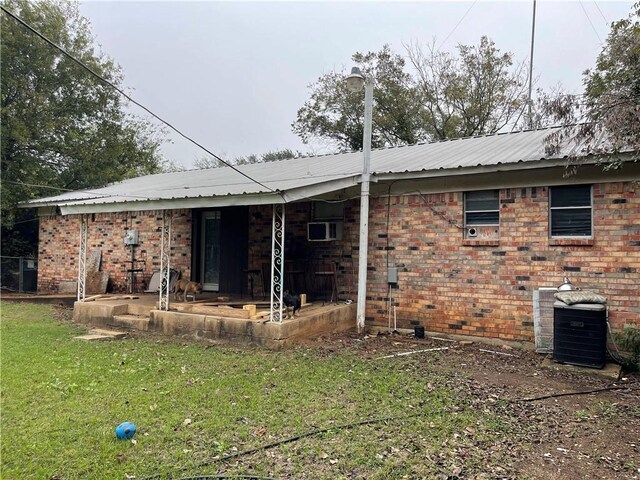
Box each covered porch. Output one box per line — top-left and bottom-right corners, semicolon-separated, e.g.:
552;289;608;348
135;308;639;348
72;199;356;319
32;156;365;337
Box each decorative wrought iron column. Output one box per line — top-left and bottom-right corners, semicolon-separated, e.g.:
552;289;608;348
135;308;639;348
269;204;285;322
159;210;172;311
77;214;88;302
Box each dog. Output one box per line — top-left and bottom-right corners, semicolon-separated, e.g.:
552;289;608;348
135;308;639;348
173;279;203;302
283;291;301;318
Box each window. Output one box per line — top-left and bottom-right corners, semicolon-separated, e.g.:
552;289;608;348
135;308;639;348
312;201;344;221
464;190;499;226
550;185;592;237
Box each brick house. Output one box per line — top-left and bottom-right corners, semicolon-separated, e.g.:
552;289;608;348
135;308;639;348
28;127;639;341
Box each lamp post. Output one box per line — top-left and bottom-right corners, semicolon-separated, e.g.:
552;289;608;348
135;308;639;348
345;66;373;333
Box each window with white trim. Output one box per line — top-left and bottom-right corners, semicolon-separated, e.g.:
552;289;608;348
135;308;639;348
464;190;499;226
463;190;500;240
549;185;592;237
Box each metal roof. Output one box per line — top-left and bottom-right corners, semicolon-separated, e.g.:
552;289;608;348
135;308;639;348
27;127;614;213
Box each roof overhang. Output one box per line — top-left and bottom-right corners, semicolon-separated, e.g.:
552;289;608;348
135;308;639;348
58;191;285;215
372;155;621;183
54;175;363;215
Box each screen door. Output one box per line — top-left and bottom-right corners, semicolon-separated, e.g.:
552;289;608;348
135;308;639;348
201;211;221;290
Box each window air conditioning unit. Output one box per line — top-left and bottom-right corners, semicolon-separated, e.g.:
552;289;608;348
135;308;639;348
307;221;343;242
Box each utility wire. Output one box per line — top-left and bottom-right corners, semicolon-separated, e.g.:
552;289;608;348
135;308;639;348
578;0;603;45
2;179;151;200
195;412;424;469
4;171;362;198
514;383;638;402
0;5;279;196
592;0;609;25
436;0;478;52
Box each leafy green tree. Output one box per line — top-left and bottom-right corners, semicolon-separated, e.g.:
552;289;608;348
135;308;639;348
1;0;166;256
292;45;425;152
543;4;640;167
293;40;530;152
407;36;529;139
194;149;302;169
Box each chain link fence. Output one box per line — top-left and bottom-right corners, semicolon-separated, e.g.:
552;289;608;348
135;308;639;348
0;256;38;293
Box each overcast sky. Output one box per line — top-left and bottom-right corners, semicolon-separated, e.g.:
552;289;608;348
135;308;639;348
79;0;634;169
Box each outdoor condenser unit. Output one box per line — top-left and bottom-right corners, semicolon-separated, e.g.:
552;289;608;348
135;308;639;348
553;301;607;368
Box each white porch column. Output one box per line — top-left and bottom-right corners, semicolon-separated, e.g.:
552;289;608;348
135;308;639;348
77;214;88;302
159;209;172;311
269;204;285;323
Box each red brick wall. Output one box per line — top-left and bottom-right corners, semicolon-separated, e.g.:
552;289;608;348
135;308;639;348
38;210;192;293
365;182;639;340
247;203;358;299
37;180;638;342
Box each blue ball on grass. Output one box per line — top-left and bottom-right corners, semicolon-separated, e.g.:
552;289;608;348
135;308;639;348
115;422;136;440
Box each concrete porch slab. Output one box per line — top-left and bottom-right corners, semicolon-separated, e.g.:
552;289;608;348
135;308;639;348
73;296;356;349
541;356;622;380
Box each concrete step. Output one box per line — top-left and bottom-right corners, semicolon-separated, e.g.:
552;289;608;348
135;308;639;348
111;314;150;331
127;304;155;316
75;327;128;341
89;328;127;339
74;333;118;341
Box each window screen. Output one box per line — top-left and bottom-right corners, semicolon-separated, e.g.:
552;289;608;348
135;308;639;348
550;185;592;237
464;190;499;226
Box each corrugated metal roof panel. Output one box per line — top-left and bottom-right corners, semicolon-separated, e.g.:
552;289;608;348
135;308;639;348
27;127;607;209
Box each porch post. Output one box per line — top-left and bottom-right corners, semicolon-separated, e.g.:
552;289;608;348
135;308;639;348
77;214;88;302
159;209;172;311
269;204;285;322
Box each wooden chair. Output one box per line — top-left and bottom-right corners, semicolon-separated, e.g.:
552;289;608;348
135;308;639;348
241;268;262;300
314;260;338;304
261;262;272;299
285;259;307;295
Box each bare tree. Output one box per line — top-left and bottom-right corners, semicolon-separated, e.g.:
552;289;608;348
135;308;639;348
406;36;530;139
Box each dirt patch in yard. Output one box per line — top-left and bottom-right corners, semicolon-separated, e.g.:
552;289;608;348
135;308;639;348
307;332;640;480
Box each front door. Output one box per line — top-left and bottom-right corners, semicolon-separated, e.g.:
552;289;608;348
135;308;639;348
201;211;221;290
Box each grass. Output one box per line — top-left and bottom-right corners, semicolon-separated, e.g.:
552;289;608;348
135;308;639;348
1;303;505;479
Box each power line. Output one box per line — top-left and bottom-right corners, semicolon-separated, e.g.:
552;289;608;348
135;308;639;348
4;170;365;205
592;0;609;26
436;0;478;52
2;179;155;200
0;5;280;197
578;0;603;45
527;0;537;129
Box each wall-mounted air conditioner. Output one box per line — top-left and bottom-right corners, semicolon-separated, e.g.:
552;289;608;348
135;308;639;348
307;221;343;241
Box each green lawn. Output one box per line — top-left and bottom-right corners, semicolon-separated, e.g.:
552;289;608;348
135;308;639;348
1;303;505;479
